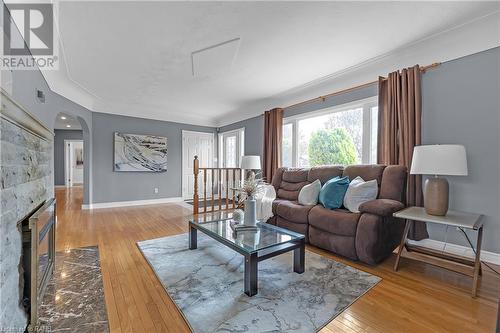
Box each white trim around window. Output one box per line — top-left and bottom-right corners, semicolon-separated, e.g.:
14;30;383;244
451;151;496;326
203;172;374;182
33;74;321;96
283;96;378;167
218;127;245;168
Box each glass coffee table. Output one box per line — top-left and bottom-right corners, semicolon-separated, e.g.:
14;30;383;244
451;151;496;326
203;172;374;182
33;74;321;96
189;214;305;296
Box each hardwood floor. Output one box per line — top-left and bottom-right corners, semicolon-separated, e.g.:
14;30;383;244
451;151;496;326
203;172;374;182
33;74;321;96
55;186;500;333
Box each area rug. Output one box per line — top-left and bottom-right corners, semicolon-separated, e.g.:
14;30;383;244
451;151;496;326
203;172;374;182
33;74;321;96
38;246;109;332
138;233;380;333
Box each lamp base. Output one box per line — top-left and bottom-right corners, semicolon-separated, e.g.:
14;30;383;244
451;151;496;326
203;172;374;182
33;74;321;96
424;177;449;216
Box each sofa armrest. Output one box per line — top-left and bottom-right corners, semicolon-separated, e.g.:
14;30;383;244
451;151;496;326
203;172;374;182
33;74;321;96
359;199;405;217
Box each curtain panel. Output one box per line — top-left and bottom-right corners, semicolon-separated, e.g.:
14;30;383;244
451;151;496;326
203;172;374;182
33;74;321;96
263;108;284;182
378;65;428;240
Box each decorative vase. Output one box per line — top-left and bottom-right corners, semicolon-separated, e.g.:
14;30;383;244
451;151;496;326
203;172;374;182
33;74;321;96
243;197;257;226
233;209;244;223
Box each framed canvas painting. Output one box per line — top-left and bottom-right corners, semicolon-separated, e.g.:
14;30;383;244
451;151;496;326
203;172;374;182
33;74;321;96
114;132;168;172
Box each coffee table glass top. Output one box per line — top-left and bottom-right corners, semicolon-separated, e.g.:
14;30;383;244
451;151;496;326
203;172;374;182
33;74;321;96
189;216;304;254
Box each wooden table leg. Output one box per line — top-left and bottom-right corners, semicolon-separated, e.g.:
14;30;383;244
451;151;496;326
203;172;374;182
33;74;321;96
394;220;411;271
472;226;483;297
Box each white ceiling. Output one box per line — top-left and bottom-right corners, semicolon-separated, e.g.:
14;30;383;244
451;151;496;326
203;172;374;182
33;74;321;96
47;1;500;126
54;112;82;130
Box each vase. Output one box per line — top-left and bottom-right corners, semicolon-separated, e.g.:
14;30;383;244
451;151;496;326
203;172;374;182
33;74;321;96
243;197;257;226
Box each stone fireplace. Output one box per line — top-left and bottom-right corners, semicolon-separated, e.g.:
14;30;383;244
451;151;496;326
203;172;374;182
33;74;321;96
1;88;54;332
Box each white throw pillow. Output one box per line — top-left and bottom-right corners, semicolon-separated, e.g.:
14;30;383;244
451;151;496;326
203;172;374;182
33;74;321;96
343;176;378;213
298;179;321;206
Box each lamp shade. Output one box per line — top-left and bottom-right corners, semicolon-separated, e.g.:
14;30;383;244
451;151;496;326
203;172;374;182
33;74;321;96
240;155;261;170
410;145;468;176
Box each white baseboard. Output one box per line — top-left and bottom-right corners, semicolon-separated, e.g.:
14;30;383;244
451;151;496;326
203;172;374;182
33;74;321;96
408;238;500;266
81;197;184;210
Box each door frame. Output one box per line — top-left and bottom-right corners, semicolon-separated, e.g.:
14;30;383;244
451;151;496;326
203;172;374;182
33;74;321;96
218;127;245;168
181;130;215;199
64;139;84;187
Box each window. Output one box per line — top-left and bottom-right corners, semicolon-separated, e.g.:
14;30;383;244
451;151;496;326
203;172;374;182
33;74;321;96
282;97;378;167
218;128;244;168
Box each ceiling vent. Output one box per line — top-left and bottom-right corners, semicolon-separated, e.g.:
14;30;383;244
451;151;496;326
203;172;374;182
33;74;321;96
191;38;240;77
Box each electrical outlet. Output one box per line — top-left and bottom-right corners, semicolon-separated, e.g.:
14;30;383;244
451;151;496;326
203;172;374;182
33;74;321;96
154;187;159;194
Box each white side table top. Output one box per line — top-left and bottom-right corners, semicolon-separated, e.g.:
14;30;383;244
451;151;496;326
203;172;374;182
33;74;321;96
393;206;483;230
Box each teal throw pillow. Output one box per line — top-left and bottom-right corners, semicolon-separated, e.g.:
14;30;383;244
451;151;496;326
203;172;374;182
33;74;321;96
318;176;350;209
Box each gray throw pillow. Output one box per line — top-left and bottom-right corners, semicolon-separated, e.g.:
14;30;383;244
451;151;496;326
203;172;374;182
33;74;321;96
298;179;321;206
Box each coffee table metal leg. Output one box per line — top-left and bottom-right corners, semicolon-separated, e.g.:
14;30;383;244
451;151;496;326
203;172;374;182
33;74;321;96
244;253;258;296
294;240;305;274
189;225;197;250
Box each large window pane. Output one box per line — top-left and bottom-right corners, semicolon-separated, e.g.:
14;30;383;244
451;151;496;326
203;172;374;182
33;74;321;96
282;123;293;167
224;136;236;167
370;106;378;164
297;108;363;167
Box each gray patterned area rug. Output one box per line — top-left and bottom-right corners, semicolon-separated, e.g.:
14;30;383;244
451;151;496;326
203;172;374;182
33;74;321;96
138;233;380;333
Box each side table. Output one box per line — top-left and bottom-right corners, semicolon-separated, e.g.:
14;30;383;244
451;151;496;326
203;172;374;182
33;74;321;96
393;206;484;297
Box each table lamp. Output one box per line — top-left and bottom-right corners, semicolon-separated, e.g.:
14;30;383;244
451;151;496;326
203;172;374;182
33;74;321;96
240;155;261;180
410;145;468;216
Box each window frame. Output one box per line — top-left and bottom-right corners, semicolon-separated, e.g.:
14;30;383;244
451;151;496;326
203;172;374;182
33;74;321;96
218;127;245;168
283;96;378;167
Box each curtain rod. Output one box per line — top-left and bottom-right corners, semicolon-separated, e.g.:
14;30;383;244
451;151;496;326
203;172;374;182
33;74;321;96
283;62;441;110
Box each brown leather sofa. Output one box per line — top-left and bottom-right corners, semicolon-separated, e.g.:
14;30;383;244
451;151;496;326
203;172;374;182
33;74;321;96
267;165;407;265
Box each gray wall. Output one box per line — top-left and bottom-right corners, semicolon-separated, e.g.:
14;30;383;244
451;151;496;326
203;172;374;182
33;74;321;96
9;70;94;204
92;112;215;203
54;130;83;186
422;47;500;253
3;5;94;204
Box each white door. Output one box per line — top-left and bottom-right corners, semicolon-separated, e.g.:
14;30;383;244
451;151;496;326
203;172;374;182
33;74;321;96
64;140;84;186
182;131;215;199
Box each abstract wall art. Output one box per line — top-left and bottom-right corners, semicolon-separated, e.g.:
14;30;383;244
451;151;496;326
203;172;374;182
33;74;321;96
114;132;168;172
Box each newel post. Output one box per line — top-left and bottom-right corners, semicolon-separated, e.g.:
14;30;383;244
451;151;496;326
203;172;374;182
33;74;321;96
193;155;199;214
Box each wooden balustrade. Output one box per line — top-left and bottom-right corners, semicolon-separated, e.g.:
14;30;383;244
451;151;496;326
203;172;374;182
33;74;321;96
192;156;242;215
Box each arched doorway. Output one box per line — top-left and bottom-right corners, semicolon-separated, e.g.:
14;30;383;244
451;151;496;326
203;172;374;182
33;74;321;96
53;112;91;208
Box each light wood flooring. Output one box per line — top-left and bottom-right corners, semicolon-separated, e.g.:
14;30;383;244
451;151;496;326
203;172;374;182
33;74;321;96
55;186;500;333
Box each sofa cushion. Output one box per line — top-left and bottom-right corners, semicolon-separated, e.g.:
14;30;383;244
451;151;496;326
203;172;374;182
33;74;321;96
271;199;288;215
318;176;350;209
309;205;361;237
358;199;405;217
282;169;309;182
271;167;286;192
276;217;308;238
342;165;385;188
307;166;343;184
298;179;321;206
309;226;358;260
275;201;313;224
379;165;407;201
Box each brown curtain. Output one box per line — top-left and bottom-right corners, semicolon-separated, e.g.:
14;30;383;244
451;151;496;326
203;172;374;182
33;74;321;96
378;65;428;240
263;108;284;182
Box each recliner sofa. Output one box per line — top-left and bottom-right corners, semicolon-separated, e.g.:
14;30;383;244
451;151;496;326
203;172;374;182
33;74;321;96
267;165;407;265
